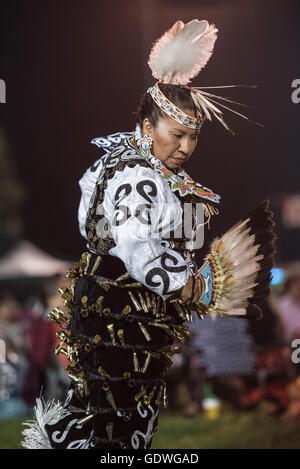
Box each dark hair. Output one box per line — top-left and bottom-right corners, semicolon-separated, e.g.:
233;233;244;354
136;83;198;128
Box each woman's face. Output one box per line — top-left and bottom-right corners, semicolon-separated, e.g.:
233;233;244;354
142;111;200;170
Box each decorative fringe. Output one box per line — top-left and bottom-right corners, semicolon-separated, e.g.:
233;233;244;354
21;397;71;449
191;86;265;135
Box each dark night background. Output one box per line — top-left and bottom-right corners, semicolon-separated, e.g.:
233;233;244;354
0;0;299;264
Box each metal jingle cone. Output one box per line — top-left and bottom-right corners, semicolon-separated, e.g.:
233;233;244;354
115;272;131;283
147;384;158;404
107;323;116;345
155;384;163;406
156;296;161;314
117;329;125;347
151;294;157;316
128;291;142;311
105;389;117;411
90;255;102;276
106;422;113;442
138;321;151;342
134;386;144;402
96;296;104;316
138;291;148;313
145;291;152;310
162;382;168;408
141;352;151;373
83;252;92;274
133;351;139;372
119;304;131;319
77;413;95;426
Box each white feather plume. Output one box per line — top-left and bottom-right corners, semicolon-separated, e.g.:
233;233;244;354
147;20;264;134
148;19;218;85
21;397;71;449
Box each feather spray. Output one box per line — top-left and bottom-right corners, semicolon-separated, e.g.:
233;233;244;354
148;19;264;134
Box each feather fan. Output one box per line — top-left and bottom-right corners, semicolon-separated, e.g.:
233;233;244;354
194;200;276;319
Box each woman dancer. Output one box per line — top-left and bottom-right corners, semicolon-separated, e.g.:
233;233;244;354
22;19;275;449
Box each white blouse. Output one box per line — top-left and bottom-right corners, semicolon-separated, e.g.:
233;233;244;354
78;156;191;299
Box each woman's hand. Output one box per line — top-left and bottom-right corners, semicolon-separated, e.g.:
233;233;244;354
178;276;201;305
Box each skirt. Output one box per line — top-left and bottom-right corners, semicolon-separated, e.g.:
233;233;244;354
22;251;192;449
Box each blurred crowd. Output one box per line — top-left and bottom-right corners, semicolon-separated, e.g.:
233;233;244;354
0;271;300;421
165;271;300;420
0;275;70;420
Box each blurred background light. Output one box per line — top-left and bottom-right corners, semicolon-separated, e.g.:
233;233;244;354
270;267;285;286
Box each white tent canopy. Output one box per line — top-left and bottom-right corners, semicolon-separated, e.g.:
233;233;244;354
0;239;72;279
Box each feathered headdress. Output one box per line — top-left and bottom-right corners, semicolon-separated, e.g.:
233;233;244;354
147;19;263;135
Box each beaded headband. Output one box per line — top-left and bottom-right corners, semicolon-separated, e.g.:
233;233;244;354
147;20;263;135
147;82;205;130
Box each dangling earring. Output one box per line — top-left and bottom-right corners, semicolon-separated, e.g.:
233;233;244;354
140;134;153;158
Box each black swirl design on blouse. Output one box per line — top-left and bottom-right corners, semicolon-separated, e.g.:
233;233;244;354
135;180;158;226
134;204;151;225
115;183;132;204
90;160;101;172
145;268;170;296
161;252;187;273
145;252;187;295
113;184;132;226
85;153;151;255
136;180;157;204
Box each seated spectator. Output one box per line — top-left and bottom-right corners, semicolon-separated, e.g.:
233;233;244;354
276;273;300;342
0;291;31;419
